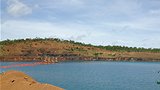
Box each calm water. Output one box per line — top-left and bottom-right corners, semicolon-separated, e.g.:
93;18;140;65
1;61;160;90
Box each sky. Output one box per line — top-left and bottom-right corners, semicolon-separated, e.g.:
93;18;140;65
1;0;160;48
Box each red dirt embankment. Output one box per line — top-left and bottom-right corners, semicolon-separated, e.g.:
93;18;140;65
0;70;64;90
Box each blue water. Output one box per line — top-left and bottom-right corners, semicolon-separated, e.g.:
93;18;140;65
1;61;160;90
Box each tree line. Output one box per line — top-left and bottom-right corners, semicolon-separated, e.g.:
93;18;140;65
96;45;160;53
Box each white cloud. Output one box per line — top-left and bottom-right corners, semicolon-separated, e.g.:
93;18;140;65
0;20;110;43
106;0;142;15
67;34;88;41
63;0;83;5
38;0;84;9
7;0;32;17
1;20;92;40
149;9;160;15
1;20;160;48
102;15;160;32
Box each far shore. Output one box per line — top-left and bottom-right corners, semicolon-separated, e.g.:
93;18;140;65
0;57;160;62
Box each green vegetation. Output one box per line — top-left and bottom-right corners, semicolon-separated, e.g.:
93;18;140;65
1;38;160;53
96;45;160;53
94;53;103;57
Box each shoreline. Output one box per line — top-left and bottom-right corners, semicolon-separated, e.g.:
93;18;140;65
0;70;64;90
1;59;160;65
0;57;160;62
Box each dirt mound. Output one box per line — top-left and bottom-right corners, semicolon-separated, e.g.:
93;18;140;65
0;70;63;90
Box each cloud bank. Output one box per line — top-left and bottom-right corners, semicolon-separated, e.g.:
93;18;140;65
6;0;32;17
1;0;160;48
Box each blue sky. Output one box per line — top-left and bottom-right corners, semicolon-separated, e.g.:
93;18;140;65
1;0;160;48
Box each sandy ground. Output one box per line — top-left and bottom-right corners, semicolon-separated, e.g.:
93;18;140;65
0;70;64;90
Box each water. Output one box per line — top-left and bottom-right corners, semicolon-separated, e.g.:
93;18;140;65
1;61;160;90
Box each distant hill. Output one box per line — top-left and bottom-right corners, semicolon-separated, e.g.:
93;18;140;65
0;38;160;62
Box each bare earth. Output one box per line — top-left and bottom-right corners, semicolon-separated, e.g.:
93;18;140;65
0;70;63;90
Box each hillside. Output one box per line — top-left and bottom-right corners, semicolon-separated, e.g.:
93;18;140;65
0;38;160;62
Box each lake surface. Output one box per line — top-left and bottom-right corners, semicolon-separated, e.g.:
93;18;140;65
1;61;160;90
